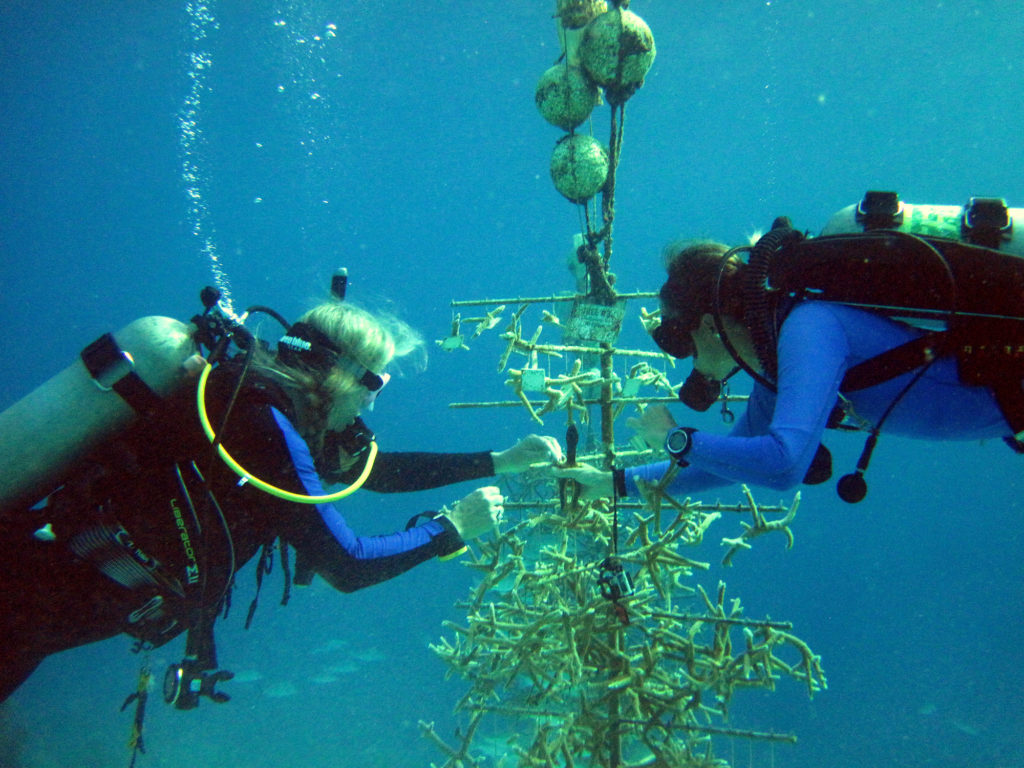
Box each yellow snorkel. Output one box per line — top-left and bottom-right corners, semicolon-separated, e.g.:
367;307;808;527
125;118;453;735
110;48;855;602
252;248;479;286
196;361;377;503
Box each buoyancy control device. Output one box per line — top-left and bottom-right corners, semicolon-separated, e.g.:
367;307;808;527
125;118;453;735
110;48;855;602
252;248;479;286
1;272;379;714
737;191;1024;501
744;192;1024;388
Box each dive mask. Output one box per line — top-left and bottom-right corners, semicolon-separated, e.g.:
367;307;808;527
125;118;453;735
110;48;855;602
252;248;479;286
652;317;696;359
652;282;700;359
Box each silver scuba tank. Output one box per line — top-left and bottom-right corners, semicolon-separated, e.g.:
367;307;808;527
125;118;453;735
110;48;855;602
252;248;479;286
821;191;1024;257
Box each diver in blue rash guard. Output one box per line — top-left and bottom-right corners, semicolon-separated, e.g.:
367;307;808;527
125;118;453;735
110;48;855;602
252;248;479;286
0;299;561;704
553;239;1013;503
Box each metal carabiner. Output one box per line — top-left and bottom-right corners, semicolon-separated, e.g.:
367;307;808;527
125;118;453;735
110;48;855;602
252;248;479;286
719;379;735;424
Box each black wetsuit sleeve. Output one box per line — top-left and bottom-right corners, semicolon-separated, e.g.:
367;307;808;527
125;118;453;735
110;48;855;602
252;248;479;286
336;451;496;492
290;514;464;592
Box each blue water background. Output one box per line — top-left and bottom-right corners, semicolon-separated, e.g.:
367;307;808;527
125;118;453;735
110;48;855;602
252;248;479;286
2;1;1023;766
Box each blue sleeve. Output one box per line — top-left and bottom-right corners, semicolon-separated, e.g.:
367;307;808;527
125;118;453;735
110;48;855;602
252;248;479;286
270;409;463;591
624;302;849;495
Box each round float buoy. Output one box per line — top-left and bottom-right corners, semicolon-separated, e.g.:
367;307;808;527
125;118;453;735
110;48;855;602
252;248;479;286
579;8;656;105
550;133;609;203
555;0;608;30
535;64;600;130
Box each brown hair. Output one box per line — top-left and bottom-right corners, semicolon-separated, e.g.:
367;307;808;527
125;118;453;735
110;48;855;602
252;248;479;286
660;240;746;329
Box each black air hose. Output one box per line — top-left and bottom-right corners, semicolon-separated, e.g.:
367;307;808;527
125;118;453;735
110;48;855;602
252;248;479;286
742;221;804;383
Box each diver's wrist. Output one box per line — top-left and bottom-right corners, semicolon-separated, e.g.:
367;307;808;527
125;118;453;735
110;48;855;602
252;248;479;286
665;427;696;466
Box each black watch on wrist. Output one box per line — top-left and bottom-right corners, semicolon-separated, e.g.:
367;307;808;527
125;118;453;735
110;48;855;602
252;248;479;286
665;427;696;464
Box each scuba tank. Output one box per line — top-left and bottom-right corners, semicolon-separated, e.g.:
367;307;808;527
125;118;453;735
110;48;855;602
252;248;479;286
1;276;383;714
1;273;377;516
821;191;1024;256
0;316;203;515
754;192;1024;344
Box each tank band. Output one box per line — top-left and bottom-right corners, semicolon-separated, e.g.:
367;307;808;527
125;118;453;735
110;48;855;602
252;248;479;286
81;332;163;416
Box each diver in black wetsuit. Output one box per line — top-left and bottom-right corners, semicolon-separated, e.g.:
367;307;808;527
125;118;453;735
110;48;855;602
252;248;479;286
0;298;561;704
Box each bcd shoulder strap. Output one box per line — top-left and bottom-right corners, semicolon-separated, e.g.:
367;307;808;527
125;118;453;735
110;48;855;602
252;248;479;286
839;325;1024;442
839;331;951;393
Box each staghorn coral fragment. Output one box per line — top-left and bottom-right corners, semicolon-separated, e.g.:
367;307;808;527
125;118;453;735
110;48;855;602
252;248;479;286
721;487;800;566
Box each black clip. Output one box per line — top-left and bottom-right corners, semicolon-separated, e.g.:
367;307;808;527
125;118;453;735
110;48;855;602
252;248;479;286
162;658;234;710
597;556;634;625
597;556;634;601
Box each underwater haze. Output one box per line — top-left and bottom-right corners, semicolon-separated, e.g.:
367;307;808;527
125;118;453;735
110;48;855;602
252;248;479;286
2;1;1023;767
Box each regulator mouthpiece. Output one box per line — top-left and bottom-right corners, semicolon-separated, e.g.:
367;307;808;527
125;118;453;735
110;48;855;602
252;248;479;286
678;369;722;412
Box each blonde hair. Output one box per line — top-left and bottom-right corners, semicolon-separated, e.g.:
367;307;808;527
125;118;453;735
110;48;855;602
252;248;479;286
254;300;424;436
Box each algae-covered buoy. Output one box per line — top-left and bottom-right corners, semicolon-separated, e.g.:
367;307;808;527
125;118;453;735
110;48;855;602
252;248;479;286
550;133;609;203
555;0;608;29
579;7;656;105
535;64;600;130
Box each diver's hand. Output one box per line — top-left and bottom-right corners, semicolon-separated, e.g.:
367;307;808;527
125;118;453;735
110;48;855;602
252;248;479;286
491;434;564;474
447;486;504;540
626;404;678;450
550;464;613;500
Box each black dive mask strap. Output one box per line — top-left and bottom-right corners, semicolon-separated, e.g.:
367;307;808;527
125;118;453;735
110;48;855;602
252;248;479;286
712;249;777;392
277;323;385;392
277;322;341;374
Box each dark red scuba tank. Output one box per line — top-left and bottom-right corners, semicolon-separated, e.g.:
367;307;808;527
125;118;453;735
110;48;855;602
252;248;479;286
0;316;204;515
